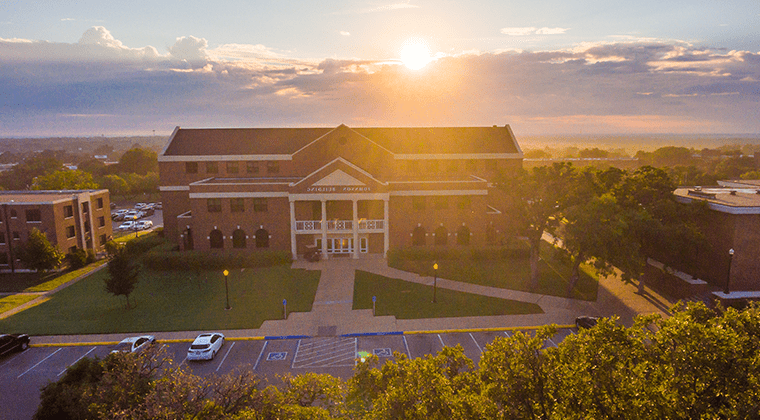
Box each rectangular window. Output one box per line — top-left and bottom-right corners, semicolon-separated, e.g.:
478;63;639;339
246;161;259;174
434;196;448;210
428;160;439;173
0;232;5;244
96;198;104;209
412;196;426;210
230;198;245;212
13;231;20;240
68;246;77;254
84;222;90;233
64;205;74;218
66;225;76;238
25;209;41;222
98;216;106;227
253;198;268;212
82;202;89;213
226;162;239;174
186;162;199;174
207;198;222;212
266;161;279;173
0;253;7;265
99;234;107;245
206;162;218;174
457;196;472;209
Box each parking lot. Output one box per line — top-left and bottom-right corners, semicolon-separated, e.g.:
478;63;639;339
0;327;574;419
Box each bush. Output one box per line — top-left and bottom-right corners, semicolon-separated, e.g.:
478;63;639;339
388;244;530;266
65;249;88;270
123;233;165;256
141;249;292;271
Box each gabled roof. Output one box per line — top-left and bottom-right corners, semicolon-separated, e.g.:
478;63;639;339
161;125;521;157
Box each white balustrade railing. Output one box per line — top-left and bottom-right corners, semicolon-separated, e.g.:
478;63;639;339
294;219;384;232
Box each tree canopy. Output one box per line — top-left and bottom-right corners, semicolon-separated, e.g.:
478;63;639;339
17;228;64;271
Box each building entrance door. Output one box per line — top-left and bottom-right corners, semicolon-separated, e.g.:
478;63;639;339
316;237;358;255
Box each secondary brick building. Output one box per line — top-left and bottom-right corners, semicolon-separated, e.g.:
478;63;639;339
159;124;523;259
0;190;112;271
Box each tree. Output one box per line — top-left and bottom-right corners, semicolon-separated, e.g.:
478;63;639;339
99;174;129;196
17;228;64;271
117;147;158;175
499;163;577;290
0;155;63;190
105;248;140;309
31;169;99;190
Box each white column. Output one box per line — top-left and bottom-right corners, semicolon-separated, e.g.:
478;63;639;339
321;200;328;259
290;200;297;260
383;198;390;258
352;199;359;259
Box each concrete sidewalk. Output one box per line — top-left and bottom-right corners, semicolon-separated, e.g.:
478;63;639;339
30;250;673;345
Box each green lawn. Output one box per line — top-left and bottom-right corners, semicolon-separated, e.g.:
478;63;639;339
390;242;598;301
353;270;543;319
0;294;41;314
0;265;320;335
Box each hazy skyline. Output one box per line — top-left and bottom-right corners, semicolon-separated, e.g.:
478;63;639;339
1;0;758;136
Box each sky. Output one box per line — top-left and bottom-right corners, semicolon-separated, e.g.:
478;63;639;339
1;0;759;137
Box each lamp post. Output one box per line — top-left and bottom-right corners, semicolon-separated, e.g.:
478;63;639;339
724;248;734;295
223;269;231;310
433;263;438;303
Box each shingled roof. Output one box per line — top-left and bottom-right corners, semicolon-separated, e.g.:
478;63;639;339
161;125;521;157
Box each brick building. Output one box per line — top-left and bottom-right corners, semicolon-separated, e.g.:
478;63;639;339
673;180;760;292
158;124;523;260
0;190;112;271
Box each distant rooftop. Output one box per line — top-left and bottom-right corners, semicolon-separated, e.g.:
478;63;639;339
0;190;107;204
674;182;760;214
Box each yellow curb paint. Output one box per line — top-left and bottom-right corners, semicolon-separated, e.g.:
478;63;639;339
405;325;575;335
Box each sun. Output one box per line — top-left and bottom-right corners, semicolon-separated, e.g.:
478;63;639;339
400;38;432;70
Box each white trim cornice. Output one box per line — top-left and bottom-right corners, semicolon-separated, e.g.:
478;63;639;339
159;154;292;162
391;190;488;196
159;186;191;191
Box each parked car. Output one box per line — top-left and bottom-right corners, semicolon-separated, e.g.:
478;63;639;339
141;207;155;216
117;221;136;231
575;316;600;329
154;202;162;210
135;203;147;209
0;333;30;357
111;335;155;353
187;333;225;361
135;220;153;230
111;212;125;221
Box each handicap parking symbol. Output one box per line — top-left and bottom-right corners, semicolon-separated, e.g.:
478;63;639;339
373;348;392;357
267;352;288;361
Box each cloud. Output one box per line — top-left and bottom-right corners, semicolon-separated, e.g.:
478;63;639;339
61;18;75;22
331;2;419;15
0;29;758;135
501;27;569;36
340;31;350;37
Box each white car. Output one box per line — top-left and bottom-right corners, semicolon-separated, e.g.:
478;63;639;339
135;220;153;230
187;333;225;361
111;335;155;353
117;221;136;231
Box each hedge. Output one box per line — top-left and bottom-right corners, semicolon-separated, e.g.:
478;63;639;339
387;244;530;266
141;249;292;271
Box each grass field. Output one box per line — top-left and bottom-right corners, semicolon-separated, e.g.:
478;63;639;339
352;270;543;319
390;242;598;301
0;265;320;335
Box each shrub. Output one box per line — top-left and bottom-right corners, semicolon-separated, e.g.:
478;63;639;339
65;248;88;270
141;249;291;271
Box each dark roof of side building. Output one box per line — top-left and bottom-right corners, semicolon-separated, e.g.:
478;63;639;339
161;124;522;157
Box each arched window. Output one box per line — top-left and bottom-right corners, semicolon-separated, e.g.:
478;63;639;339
232;229;246;249
434;226;448;246
412;226;426;246
457;225;470;246
209;229;224;249
255;228;269;248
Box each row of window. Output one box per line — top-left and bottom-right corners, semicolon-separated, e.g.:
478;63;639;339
412;225;472;246
186;161;279;175
0;199;105;224
208;228;270;249
412;196;471;211
185;160;500;176
207;198;268;213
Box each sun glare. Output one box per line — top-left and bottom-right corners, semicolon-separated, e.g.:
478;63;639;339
400;38;432;70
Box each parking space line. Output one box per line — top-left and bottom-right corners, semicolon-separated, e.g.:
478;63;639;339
18;348;62;379
58;346;97;376
294;340;355;364
216;342;235;372
438;334;445;348
469;333;483;353
253;341;268;371
402;336;411;359
291;339;302;369
354;338;357;367
545;338;558;348
504;331;511;337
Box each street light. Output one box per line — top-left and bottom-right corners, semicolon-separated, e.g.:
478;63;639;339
223;269;231;310
724;248;734;295
433;263;438;303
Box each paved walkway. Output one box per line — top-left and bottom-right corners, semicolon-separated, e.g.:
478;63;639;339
28;247;674;345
